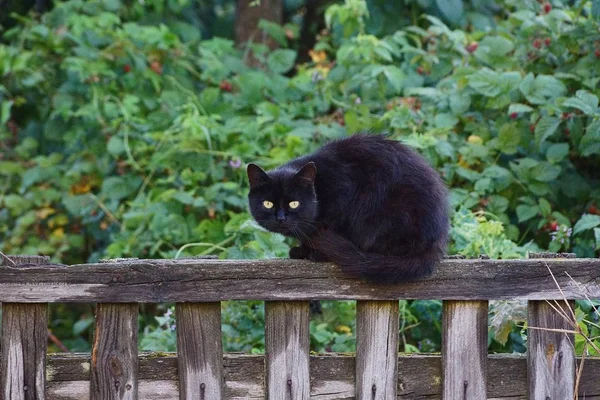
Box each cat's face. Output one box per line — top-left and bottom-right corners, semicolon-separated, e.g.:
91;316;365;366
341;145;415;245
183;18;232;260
247;162;318;236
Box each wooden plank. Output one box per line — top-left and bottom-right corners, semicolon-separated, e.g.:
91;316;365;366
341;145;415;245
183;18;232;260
1;258;599;302
265;301;310;399
90;304;139;400
26;353;600;399
355;301;399;399
527;301;576;400
1;255;50;400
175;302;223;399
442;301;488;399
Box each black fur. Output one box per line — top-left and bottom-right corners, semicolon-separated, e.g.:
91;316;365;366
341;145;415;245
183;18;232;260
247;134;449;283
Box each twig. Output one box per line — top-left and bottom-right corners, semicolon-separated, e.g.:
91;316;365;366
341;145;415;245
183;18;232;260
0;251;16;267
48;329;70;353
544;261;577;323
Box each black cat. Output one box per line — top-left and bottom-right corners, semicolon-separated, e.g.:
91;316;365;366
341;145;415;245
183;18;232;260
247;134;449;283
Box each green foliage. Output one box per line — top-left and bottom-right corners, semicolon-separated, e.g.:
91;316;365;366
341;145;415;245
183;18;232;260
1;0;600;354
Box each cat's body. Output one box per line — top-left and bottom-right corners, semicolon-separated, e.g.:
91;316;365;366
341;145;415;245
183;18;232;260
247;134;449;283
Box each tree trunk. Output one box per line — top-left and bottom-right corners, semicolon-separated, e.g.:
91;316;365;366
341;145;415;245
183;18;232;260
235;0;283;65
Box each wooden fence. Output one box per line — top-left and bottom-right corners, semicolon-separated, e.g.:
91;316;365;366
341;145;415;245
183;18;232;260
0;253;599;399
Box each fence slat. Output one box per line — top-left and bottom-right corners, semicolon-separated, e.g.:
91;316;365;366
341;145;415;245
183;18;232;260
1;255;50;400
527;301;575;399
90;304;138;400
356;300;399;400
442;300;488;399
175;302;223;400
265;301;310;400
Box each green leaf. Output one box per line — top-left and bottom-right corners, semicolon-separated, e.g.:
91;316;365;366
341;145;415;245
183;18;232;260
592;0;600;20
468;69;520;98
101;176;142;201
546;143;569;163
468;69;502;97
267;49;296;74
73;318;93;335
520;74;567;105
534;116;560;146
435;113;458;129
516;204;539;222
562;90;599;115
497;123;520;154
538;198;551;217
1;100;13;125
449;93;471;115
474;36;515;66
573;214;600;235
258;19;288;47
595;228;600;250
532;162;561;182
436;0;464;24
107;136;125;156
508;103;534;114
580;120;600;156
383;66;405;92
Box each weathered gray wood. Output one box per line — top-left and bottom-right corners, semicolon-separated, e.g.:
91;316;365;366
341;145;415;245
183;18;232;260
527;300;576;400
90;304;138;400
355;301;398;399
265;301;310;399
1;258;599;302
442;301;488;399
175;302;223;399
528;252;576;258
1;255;50;400
34;353;600;399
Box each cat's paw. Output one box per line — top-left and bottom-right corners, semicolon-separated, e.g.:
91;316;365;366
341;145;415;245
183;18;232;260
289;246;308;259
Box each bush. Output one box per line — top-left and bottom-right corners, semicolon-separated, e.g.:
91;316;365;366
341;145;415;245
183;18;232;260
1;0;599;354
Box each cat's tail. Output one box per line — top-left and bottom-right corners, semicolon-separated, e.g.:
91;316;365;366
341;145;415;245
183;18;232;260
311;230;445;283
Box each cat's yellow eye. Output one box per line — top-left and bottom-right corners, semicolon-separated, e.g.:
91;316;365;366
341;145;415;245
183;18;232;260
263;200;274;209
289;201;300;209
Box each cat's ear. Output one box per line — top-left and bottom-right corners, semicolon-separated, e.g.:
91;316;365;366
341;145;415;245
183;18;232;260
247;163;270;189
294;162;317;185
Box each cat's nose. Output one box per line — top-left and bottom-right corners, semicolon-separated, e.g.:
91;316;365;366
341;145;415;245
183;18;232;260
276;210;287;223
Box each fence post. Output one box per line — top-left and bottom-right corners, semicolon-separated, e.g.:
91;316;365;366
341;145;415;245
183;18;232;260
90;259;139;400
176;302;223;399
356;300;399;400
1;255;50;400
527;252;576;400
265;301;310;400
442;300;488;399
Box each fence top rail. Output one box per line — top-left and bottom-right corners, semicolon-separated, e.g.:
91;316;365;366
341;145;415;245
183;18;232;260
0;257;599;303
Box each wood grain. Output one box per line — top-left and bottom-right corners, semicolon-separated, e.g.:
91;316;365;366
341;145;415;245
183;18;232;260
356;301;399;399
527;301;576;400
32;353;600;399
90;304;138;400
0;258;599;302
1;255;50;400
175;302;223;399
265;301;310;399
442;301;488;399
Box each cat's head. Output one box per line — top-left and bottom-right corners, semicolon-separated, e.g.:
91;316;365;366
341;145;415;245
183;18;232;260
247;162;318;236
